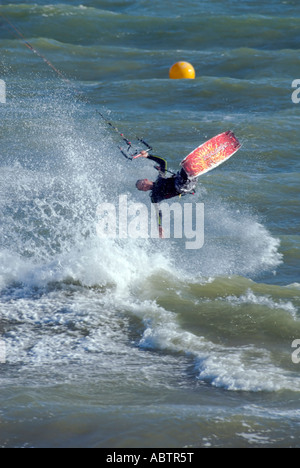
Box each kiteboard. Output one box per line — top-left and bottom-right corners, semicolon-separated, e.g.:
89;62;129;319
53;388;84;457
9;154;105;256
180;131;241;179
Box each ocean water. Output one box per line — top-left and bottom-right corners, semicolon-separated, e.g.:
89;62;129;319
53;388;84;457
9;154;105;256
0;0;300;448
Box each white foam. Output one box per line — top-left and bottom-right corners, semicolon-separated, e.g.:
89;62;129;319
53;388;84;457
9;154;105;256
179;199;283;279
0;250;34;290
287;283;300;290
236;432;272;445
195;347;300;392
226;288;298;317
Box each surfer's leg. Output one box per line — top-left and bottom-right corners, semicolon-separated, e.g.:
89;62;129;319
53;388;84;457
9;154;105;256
153;204;164;239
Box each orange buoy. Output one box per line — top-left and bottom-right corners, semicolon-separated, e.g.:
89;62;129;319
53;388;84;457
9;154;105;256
169;61;196;79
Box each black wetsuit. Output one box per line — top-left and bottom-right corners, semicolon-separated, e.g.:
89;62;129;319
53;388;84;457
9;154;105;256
147;155;196;204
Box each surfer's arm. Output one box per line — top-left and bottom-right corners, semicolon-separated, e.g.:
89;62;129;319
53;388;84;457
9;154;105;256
147;155;167;175
133;151;167;175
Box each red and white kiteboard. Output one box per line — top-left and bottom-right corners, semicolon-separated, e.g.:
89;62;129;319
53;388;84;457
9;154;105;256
180;131;241;179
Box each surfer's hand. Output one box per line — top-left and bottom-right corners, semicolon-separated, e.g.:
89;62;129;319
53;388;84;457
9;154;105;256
133;150;149;159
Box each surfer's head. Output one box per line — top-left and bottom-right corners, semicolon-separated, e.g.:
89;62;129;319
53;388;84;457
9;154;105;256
136;179;154;191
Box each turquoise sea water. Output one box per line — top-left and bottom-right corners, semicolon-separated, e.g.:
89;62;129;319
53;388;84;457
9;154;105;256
0;0;300;448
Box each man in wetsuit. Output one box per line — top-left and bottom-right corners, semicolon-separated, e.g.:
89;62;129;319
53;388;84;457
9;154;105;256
134;150;197;237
